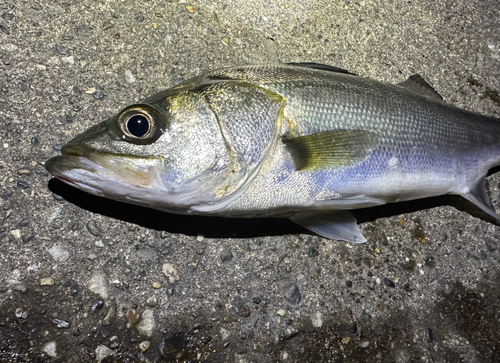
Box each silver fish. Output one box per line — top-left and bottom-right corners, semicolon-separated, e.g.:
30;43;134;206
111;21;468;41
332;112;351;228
45;63;500;242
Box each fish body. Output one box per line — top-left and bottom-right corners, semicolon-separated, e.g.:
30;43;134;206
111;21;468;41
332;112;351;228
45;64;500;242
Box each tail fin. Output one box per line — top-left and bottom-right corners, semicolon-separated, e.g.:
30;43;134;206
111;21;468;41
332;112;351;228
462;177;500;221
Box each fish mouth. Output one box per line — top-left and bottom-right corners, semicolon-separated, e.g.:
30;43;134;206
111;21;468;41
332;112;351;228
45;144;163;198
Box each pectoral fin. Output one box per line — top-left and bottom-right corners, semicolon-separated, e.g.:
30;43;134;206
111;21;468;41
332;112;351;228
284;129;378;171
291;211;367;243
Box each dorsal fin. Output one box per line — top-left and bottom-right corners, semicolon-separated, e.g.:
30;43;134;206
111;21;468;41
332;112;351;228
398;74;443;100
287;62;357;76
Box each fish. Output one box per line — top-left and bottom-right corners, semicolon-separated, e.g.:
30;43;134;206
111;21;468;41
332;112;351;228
45;63;500;243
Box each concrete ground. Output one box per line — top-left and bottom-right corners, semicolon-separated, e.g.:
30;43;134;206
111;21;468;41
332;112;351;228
1;0;500;362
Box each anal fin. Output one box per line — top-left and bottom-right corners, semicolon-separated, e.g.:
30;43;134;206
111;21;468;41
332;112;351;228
462;178;500;221
291;211;367;243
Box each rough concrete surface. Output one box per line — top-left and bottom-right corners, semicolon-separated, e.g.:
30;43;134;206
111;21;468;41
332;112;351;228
1;0;500;362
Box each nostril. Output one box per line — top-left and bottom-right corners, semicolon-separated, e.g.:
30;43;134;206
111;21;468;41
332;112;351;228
61;144;89;157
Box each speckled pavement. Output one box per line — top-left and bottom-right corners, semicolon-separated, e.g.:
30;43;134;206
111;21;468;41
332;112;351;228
1;1;500;362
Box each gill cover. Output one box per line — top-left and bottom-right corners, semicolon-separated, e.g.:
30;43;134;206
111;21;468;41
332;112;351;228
158;80;286;212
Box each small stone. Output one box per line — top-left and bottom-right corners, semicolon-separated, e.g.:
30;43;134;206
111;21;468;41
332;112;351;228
277;309;286;316
42;341;57;358
146;295;158;307
383;277;395;288
15;307;28;319
136;309;155;337
283;281;301;304
152;281;161;289
253;297;261;304
93;91;104;99
87;271;109;299
126;308;140;328
10;229;21;239
17;168;32;175
21;233;34;243
86;220;103;236
90;299;104;314
124;70;135;84
1;13;14;20
48;245;70;262
186;5;195;12
40;277;55;286
162;262;179;284
359;340;370;348
53;318;70;328
139;341;150;352
55;44;67;55
311;311;323;328
196;234;204;242
220;248;233;262
160;231;169;239
222;36;230;46
95;345;113;362
345;280;353;288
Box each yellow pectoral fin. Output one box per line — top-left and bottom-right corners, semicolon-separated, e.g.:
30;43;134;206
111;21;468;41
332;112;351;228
284;129;378;171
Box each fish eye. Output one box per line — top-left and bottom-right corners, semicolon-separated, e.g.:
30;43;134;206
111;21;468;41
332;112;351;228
117;104;163;143
126;114;150;138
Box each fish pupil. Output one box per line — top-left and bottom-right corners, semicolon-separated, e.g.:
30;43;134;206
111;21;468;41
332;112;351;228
127;115;150;137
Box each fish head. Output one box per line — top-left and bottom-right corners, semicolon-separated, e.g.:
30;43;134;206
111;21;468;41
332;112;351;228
45;91;252;213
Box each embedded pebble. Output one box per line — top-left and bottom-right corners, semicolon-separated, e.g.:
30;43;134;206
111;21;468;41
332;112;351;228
0;24;10;35
124;70;135;84
232;296;251;317
87;271;109;299
42;341;57;357
102;21;114;30
136;309;155;337
277;309;286;316
152;282;161;289
146;295;158;307
17;168;32;175
220;248;233;263
55;44;67;55
102;303;116;325
139;341;150;352
17;180;29;189
196;234;204;242
90;299;104;314
40;277;54;286
126;308;140;328
48;245;70;262
21;233;34;243
86;220;103;236
53;318;70;328
162;262;179;284
135;12;145;22
10;229;21;239
283;281;301;304
95;345;113;362
15;307;28;319
61;56;74;65
383;277;395;288
485;238;497;252
311;311;323;328
360;340;370;348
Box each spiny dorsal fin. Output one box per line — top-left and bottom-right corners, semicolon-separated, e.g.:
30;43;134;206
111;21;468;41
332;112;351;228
284;129;378;171
287;62;357;76
398;74;443;100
